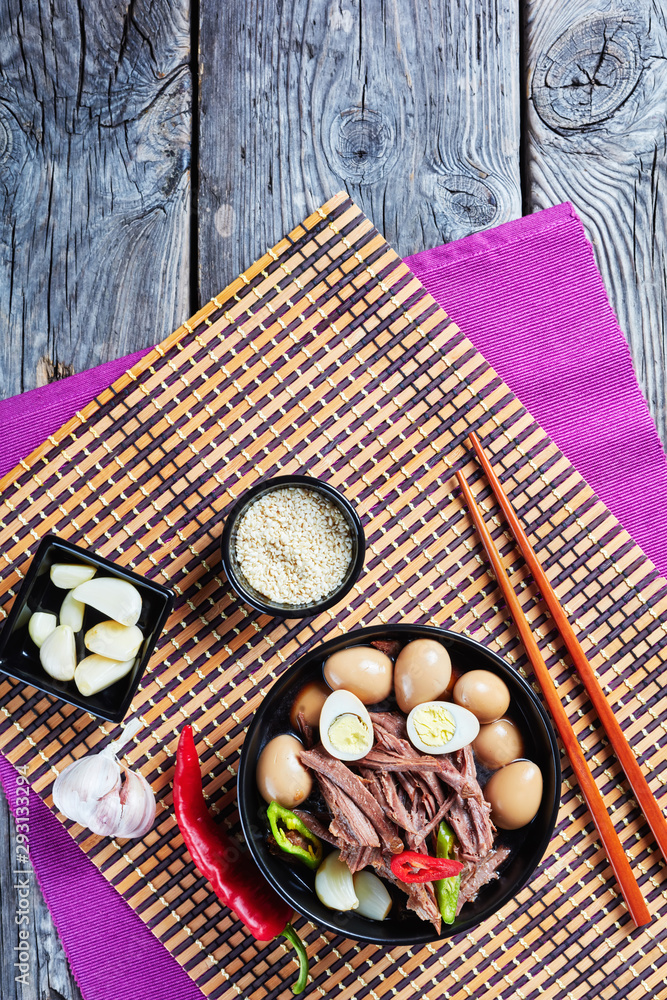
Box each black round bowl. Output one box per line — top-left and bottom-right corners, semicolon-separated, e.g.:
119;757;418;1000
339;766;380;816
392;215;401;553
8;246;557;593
238;624;561;945
220;475;366;618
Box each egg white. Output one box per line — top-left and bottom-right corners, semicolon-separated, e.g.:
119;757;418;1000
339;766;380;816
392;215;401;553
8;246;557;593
319;689;374;761
406;700;480;755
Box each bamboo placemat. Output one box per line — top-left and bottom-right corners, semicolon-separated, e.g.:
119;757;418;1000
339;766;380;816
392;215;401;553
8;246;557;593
0;192;666;1000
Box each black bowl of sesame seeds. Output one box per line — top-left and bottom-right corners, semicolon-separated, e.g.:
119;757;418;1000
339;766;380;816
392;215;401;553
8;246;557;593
220;475;366;618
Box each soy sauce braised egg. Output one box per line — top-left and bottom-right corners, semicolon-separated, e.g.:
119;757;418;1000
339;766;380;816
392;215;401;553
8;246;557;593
394;639;452;713
406;700;480;755
324;646;393;705
453;669;510;725
290;680;330;729
256;734;312;808
484;759;543;830
472;717;524;770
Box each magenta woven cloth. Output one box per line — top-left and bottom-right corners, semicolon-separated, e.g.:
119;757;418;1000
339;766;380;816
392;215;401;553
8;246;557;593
2;202;667;1000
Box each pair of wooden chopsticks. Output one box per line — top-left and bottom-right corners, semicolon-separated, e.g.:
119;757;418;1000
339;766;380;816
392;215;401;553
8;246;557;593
457;431;665;928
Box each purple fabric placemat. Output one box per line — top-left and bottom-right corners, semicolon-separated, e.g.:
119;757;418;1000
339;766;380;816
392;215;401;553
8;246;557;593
0;755;199;1000
1;202;667;1000
404;202;667;575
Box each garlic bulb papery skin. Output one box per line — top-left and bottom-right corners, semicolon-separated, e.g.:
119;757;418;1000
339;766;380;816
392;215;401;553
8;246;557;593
40;625;76;681
53;752;121;828
72;577;142;627
52;719;156;839
60;589;85;632
115;767;156;837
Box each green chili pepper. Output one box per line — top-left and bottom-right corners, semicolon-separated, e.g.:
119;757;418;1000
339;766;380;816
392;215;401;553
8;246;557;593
267;802;323;870
435;820;461;925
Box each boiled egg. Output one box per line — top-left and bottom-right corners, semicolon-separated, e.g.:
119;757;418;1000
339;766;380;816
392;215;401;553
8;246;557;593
256;734;312;808
394;639;451;713
406;700;480;755
324;646;393;704
484;759;543;829
319;689;374;761
453;670;510;725
289;680;330;729
473;717;524;770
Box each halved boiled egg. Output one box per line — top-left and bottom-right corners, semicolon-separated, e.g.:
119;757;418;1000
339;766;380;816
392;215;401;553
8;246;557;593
319;689;374;761
406;700;480;755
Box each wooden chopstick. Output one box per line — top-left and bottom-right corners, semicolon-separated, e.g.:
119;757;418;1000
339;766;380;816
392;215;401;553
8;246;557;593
456;466;651;927
468;430;667;865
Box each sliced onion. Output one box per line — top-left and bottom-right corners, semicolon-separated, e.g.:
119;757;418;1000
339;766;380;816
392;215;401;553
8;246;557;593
315;850;359;912
353;870;392;920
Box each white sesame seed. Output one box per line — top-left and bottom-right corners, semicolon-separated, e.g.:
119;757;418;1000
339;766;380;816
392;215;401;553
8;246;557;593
235;487;353;605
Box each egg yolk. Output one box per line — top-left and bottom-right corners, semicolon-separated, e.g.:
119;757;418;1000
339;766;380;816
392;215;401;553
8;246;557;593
412;704;456;747
328;713;371;753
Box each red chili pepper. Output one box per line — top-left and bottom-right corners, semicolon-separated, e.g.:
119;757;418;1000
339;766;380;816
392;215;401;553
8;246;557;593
173;725;309;994
390;850;464;884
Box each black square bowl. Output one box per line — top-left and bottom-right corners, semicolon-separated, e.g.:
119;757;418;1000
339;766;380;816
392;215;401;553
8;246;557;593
0;534;173;723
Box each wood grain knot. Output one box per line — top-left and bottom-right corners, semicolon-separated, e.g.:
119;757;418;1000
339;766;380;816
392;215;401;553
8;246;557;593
0;103;30;174
532;16;642;132
36;356;75;386
329;107;396;183
437;174;498;227
0;111;13;164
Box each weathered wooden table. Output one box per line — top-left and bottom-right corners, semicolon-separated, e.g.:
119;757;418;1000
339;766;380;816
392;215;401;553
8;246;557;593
1;2;665;998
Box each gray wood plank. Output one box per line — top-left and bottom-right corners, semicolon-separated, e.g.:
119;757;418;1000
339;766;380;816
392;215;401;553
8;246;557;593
524;0;667;447
0;2;191;995
0;781;83;1000
0;0;191;400
198;0;522;301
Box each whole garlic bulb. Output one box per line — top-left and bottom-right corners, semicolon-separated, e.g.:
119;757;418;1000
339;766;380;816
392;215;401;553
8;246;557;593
53;719;156;838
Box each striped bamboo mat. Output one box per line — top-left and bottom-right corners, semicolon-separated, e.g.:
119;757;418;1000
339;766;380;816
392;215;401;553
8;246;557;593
1;192;666;1000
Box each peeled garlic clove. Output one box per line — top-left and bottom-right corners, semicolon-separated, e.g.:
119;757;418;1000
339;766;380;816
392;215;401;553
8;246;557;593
59;589;85;631
115;767;156;838
353;870;392;920
84;620;143;661
40;625;76;681
74;654;135;696
50;563;96;589
28;612;57;648
72;577;142;627
315;850;359;911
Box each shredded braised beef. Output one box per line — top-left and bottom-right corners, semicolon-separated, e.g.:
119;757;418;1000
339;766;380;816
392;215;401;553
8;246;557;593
300;746;403;854
317;773;380;849
295;710;315;749
369;639;403;660
294;810;342;847
296;705;510;932
361;768;420;835
451;745;495;859
456;846;510;913
368;711;407;739
360;747;474;798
